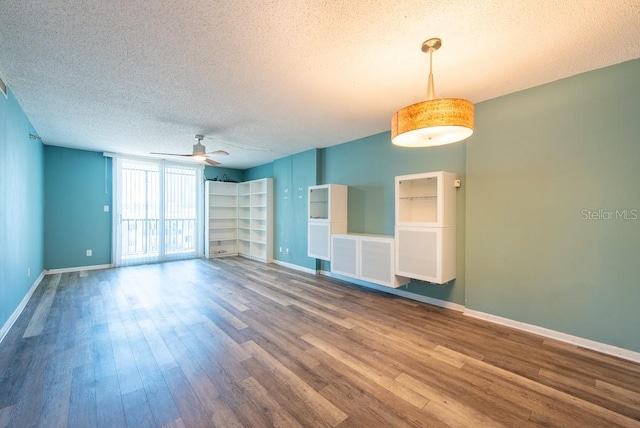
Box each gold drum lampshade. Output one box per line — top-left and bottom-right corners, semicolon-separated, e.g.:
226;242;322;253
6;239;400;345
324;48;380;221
392;37;474;148
392;98;474;147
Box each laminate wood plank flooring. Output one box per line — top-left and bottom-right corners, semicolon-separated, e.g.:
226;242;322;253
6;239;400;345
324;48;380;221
1;257;640;427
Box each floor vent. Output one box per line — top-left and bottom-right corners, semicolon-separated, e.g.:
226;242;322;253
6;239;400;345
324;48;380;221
0;75;7;98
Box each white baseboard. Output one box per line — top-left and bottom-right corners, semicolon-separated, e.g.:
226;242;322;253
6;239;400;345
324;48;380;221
0;270;45;344
272;259;317;275
320;271;466;312
45;263;113;274
464;309;640;364
319;270;640;363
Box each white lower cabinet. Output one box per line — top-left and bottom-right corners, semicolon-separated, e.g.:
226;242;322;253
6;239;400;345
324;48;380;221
395;226;456;284
331;234;409;288
330;234;359;277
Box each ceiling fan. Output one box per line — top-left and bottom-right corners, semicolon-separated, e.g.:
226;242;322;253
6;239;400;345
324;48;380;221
151;134;229;166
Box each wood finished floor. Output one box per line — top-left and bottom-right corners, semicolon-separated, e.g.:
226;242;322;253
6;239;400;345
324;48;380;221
1;258;640;427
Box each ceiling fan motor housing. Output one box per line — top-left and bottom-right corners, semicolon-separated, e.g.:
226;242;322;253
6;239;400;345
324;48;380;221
193;142;206;156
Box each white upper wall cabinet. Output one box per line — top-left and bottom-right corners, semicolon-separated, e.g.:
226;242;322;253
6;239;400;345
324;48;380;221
396;171;457;228
308;184;348;223
395;171;458;284
308;184;348;260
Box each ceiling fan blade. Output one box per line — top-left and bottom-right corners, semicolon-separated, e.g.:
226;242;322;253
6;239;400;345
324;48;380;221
150;152;192;157
206;150;229;156
205;158;220;166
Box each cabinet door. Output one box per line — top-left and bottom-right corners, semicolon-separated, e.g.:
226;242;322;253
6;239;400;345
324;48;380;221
396;227;457;284
331;235;358;277
308;222;331;260
395;171;457;228
396;227;439;281
360;238;394;287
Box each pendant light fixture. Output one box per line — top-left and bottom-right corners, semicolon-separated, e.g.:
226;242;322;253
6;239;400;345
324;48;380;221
391;38;474;147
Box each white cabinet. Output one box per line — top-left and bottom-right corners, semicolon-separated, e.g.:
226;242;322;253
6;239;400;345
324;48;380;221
396;171;457;227
395;227;456;284
308;184;348;260
238;178;273;263
395;171;458;284
331;234;359;278
308;222;333;261
331;234;409;288
205;181;238;258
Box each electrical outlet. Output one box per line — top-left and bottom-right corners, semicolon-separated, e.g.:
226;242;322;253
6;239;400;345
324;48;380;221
285;248;289;255
104;205;110;212
27;268;31;278
279;247;283;253
86;249;92;257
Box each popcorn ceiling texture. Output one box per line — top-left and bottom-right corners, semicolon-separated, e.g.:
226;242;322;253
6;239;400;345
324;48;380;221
1;0;639;168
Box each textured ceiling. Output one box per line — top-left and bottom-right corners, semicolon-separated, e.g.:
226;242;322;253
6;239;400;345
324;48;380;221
1;1;639;169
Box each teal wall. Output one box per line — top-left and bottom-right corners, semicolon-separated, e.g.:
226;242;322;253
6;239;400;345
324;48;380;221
466;59;640;352
243;163;274;181
204;166;243;183
272;150;319;270
0;87;44;330
44;146;112;269
322;132;466;304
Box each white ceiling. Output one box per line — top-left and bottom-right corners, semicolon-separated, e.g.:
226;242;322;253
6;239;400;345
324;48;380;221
1;1;639;169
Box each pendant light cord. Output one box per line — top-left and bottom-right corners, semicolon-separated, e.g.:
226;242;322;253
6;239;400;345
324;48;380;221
427;47;436;101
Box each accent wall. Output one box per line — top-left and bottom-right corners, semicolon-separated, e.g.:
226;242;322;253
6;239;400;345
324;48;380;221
465;59;640;352
0;87;44;332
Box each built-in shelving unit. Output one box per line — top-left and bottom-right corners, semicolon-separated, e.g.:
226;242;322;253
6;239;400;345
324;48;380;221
307;184;348;260
238;178;273;263
205;178;273;263
395;171;458;284
205;181;238;258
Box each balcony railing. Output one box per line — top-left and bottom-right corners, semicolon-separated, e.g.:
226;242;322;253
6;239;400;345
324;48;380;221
121;218;195;259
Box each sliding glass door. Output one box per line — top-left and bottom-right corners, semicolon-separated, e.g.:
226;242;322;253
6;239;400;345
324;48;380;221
113;158;202;266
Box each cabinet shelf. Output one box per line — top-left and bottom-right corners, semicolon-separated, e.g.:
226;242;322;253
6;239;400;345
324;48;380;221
399;196;436;200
